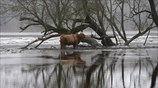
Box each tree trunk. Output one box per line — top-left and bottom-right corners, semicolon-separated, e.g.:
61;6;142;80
148;0;158;27
85;15;115;46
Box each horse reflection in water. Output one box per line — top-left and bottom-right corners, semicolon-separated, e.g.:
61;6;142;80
59;51;86;68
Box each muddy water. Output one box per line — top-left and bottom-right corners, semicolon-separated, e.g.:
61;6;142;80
0;32;158;88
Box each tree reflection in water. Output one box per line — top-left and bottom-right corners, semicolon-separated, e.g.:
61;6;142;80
150;64;158;88
0;49;158;88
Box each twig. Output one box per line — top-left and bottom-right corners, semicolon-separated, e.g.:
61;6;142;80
144;30;150;45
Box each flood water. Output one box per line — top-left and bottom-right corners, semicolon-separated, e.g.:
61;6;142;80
0;32;158;88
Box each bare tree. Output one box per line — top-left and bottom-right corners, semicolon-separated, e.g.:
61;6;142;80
0;0;90;48
3;0;115;48
93;0;157;45
1;0;157;48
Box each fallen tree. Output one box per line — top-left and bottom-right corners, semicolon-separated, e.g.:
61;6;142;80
21;16;115;48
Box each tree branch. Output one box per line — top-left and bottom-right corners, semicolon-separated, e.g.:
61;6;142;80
20;23;40;32
125;26;155;45
71;24;89;33
130;10;151;18
148;0;158;27
42;0;58;26
20;17;39;22
21;34;60;48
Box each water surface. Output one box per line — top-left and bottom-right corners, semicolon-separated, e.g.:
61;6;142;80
0;32;158;88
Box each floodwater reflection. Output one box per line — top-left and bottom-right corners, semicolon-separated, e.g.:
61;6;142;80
0;49;158;88
59;51;86;68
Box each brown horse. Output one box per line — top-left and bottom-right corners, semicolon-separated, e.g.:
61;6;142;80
60;32;85;49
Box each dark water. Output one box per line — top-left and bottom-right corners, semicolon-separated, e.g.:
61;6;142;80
0;32;158;88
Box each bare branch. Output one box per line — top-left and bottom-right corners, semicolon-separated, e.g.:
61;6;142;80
21;34;60;48
130;10;151;18
42;0;58;26
20;23;40;32
125;23;156;45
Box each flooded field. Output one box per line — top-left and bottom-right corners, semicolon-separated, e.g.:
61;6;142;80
0;32;158;88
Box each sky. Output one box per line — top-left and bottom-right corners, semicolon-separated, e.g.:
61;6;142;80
0;18;43;33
